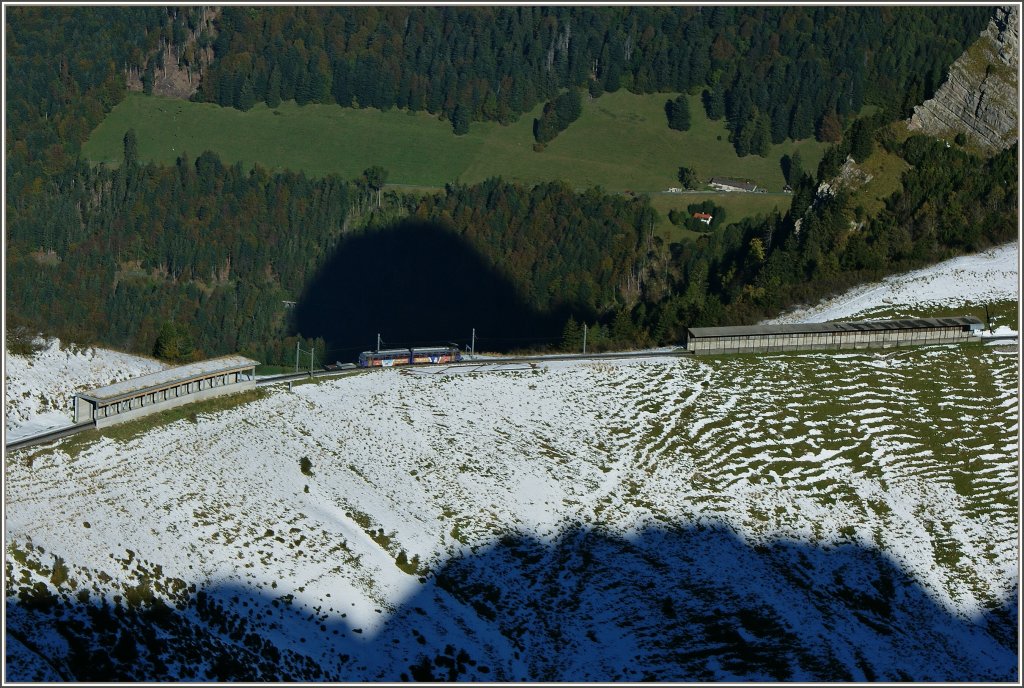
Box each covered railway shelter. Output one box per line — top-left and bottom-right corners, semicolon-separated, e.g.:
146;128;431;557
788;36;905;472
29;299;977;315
74;355;259;428
685;316;983;355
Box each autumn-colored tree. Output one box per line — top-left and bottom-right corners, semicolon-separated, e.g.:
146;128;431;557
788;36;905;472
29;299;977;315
817;109;843;143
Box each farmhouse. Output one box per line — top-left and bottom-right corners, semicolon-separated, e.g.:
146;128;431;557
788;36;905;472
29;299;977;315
709;177;758;192
685;316;982;355
74;355;259;428
692;212;713;224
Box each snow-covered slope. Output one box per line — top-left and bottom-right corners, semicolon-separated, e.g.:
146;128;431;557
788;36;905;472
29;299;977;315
765;242;1019;324
4;338;166;441
4;244;1020;681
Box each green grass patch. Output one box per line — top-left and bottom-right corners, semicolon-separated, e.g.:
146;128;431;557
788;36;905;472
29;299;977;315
679;344;1016;544
288;374;340;388
261;369;365;388
255;364;297;375
394;549;427;576
345;508;397;552
55;388;268;459
648;191;790;243
844;147;912;218
83;91;828;195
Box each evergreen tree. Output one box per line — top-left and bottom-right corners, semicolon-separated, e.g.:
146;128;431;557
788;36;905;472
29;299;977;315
122;128;138;168
848;117;875;162
750;111;771;157
677;166;699;190
553;90;582;128
153;321;194;362
665;94;691;131
789;101;815;141
452;103;471;135
265;66;282;108
142;60;155;95
561;316;582;351
533;106;559;144
238;77;256;111
603;61;621;92
702;83;725;120
790;151;804;183
534;91;582;144
781;151;805;186
362;165;388;207
611;309;635;345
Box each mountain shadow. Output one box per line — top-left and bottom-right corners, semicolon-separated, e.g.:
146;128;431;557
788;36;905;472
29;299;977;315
293;219;573;362
5;523;1018;682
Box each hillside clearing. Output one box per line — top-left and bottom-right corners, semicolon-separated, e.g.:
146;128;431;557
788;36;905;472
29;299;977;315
81;91;827;195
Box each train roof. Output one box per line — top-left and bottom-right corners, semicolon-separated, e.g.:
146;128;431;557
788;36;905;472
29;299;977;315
361;346;458;355
361;348;411;356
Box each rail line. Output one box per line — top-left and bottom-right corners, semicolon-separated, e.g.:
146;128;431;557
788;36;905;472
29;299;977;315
5;335;1015;453
5;421;97;453
254;348;693;385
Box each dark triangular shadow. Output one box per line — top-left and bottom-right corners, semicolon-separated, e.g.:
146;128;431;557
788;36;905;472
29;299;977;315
293;219;580;361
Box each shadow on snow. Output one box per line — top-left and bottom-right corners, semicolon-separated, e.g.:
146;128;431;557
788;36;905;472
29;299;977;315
5;522;1017;682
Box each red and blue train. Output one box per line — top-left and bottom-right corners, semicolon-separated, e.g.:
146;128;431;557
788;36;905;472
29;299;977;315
357;346;462;368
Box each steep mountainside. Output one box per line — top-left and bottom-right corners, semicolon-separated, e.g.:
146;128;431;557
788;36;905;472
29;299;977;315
5;246;1019;682
908;5;1019;151
5;348;1017;681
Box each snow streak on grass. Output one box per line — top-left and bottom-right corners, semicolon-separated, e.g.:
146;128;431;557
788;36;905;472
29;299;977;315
4;344;1017;680
598;347;1018;618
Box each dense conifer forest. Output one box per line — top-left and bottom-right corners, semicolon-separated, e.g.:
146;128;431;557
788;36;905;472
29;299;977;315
196;5;987;148
4;6;1016;365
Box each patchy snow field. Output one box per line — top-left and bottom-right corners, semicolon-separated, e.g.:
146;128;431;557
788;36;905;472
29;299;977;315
4;339;166;441
4;244;1020;681
765;242;1019;324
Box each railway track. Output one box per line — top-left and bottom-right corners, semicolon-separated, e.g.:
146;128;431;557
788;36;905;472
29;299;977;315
5;421;97;453
5;337;1015;453
979;333;1019;343
5;351;689;452
255;347;693;386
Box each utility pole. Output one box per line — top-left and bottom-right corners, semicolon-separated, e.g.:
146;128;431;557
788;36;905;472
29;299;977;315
310;344;315;376
471;328;475;356
377;333;381;352
583;323;587;355
295;340;300;374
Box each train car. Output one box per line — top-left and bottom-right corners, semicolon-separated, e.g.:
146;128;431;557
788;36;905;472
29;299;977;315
410;347;462;365
358;346;462;368
358;348;414;367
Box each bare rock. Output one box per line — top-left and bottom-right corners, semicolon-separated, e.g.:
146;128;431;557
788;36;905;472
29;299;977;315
908;5;1019;151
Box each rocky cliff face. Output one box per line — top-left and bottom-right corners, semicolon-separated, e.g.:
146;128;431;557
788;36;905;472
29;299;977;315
908;5;1019;151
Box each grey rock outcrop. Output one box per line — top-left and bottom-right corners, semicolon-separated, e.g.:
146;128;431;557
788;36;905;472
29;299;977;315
817;156;873;199
908;5;1019;151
